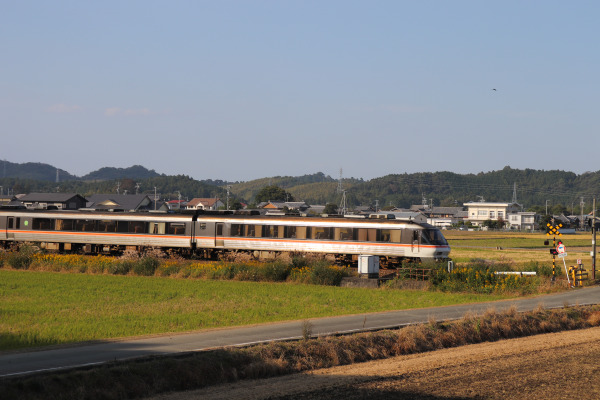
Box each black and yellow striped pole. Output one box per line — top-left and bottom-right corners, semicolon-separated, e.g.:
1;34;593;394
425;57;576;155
547;222;562;282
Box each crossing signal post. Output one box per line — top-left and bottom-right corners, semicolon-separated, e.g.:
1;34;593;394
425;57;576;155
546;222;562;282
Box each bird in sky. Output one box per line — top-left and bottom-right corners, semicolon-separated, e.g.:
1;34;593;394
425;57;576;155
492;88;497;91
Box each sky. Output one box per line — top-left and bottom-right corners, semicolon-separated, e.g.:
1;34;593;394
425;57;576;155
2;1;599;182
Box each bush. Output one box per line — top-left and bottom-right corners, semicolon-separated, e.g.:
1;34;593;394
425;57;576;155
308;262;348;286
259;261;292;282
108;260;133;275
6;246;36;270
133;257;160;276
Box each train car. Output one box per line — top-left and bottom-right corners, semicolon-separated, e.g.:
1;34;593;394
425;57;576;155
193;212;450;265
0;209;195;254
0;208;450;265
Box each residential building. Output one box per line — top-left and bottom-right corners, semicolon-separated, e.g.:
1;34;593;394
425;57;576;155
19;193;88;210
257;201;309;212
86;194;168;212
464;201;522;226
507;212;538;230
186;198;224;211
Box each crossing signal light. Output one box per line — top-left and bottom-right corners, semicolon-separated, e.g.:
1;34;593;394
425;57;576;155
550;249;558;255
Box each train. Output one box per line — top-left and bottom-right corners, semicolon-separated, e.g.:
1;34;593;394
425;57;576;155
0;208;451;266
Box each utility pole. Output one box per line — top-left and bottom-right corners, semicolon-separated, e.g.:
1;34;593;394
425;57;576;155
593;198;597;281
154;187;158;211
339;190;347;215
226;186;231;210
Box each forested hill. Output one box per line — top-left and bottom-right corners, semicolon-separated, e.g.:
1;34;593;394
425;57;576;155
1;162;600;212
0;161;78;181
2;161;160;182
81;165;161;180
232;167;600;212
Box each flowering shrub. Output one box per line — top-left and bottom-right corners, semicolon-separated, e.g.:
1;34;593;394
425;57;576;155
431;263;538;294
1;248;352;287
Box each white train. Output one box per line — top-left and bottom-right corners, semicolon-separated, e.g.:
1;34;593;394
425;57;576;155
0;208;450;266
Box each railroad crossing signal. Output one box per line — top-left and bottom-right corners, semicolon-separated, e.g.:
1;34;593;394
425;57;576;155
547;223;562;236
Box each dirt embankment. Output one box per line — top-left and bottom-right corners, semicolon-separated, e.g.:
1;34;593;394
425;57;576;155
151;327;600;400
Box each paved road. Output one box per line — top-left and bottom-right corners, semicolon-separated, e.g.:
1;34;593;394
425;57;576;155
2;286;599;378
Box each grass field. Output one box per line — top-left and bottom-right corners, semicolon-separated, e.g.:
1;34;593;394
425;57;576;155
1;230;595;352
0;269;509;351
445;230;597;269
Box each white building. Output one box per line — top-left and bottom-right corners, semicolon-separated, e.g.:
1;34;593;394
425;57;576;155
507;212;538;230
464;201;522;226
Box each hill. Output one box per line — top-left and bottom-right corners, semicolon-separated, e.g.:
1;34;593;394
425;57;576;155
1;161;77;181
2;161;600;212
231;166;600;212
80;165;161;181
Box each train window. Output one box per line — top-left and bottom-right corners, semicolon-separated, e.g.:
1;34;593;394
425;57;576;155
150;222;166;235
254;225;264;237
55;219;75;231
295;226;308;239
421;229;448;245
378;229;401;243
263;225;279;238
230;224;244;237
98;220;117;232
335;227;354;241
75;219;96;232
285;226;297;238
167;223;186;235
244;225;254;237
32;218;55;230
7;217;20;230
129;221;147;234
312;227;333;240
216;223;224;236
400;229;413;244
357;228;377;242
116;221;128;233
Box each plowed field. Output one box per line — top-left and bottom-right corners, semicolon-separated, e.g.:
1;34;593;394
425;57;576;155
151;326;600;400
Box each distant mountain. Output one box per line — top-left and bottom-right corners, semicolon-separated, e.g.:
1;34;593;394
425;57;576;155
81;165;161;181
0;161;77;181
1;161;162;182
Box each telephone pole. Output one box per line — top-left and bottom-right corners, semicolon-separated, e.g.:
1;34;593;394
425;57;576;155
593;198;597;281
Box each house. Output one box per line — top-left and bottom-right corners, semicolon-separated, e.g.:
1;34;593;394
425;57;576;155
86;194;168;212
507;212;538;230
0;195;16;206
375;211;428;224
258;201;309;212
166;199;188;210
419;206;467;228
19;193;88;210
186;198;224;211
464;201;522;226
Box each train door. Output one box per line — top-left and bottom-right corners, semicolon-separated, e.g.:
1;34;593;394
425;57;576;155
6;217;19;241
215;222;225;247
402;229;420;256
411;230;420;255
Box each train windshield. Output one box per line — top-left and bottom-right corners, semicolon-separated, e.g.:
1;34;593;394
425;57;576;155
421;229;448;245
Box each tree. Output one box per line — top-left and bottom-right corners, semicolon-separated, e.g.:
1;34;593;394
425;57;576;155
254;185;294;203
323;203;338;214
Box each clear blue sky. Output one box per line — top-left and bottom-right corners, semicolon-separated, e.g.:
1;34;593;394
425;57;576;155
2;1;598;181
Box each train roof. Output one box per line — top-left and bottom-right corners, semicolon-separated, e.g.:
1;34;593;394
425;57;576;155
0;207;438;229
